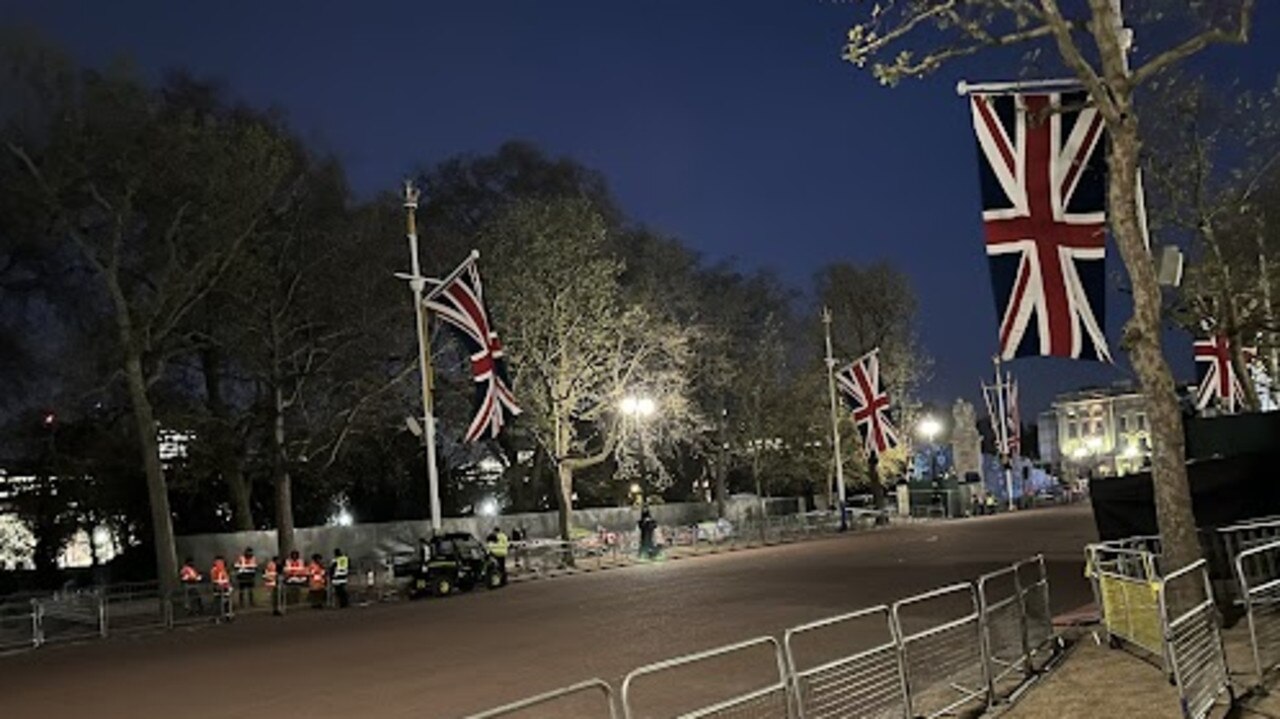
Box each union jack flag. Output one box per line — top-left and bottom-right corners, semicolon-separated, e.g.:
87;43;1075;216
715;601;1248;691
424;257;521;442
1194;334;1254;413
970;91;1111;362
836;348;899;459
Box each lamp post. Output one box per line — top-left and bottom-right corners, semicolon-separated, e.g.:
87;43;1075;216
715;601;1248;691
917;415;942;513
620;395;657;505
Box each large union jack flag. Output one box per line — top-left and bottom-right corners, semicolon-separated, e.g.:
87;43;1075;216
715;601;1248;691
1194;334;1254;413
970;91;1111;362
424;257;521;442
836;348;899;459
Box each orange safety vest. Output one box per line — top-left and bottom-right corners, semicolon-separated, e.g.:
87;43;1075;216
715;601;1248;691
210;560;230;589
263;560;278;588
284;558;307;584
307;562;327;591
180;565;202;584
235;555;258;577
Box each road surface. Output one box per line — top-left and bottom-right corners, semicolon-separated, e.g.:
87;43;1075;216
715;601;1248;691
0;504;1097;718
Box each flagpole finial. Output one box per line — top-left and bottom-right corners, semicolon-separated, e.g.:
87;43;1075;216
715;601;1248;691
956;80;970;96
403;179;420;209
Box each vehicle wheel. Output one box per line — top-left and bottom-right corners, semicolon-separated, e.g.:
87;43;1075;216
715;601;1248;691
487;571;503;589
433;577;452;597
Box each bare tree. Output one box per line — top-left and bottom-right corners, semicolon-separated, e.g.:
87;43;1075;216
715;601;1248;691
3;69;294;591
843;0;1256;572
483;198;698;543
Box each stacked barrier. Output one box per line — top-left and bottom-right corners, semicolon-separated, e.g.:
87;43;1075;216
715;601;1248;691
466;554;1057;719
1234;539;1280;688
1160;560;1232;719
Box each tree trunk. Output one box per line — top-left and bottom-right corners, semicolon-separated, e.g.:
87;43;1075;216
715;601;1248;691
123;350;179;593
200;348;254;530
1257;235;1278;407
715;403;728;519
1108;121;1202;574
554;462;573;542
273;383;295;558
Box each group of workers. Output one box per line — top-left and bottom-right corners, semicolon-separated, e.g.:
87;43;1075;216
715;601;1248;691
180;546;351;617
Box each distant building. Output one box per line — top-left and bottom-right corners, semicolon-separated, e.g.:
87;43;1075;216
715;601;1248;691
1037;383;1152;479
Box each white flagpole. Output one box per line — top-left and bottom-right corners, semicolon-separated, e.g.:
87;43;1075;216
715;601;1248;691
993;357;1014;512
402;182;442;532
822;308;848;531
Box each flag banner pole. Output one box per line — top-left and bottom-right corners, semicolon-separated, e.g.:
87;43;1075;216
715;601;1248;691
822;308;848;531
402;181;442;532
955;78;1081;96
421;249;481;304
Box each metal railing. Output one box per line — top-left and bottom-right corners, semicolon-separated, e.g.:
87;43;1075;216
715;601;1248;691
1234;539;1280;688
1203;518;1280;606
1160;560;1232;719
469;555;1055;719
783;605;906;719
621;636;790;719
465;678;618;719
0;599;38;653
892;582;989;718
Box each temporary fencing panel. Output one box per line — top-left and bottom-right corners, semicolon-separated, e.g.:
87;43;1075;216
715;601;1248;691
1235;539;1280;687
0;599;38;652
1087;542;1165;662
1015;555;1057;669
168;584;232;628
1212;517;1280;604
463;679;618;719
892;583;989;718
36;593;103;645
621;636;790;719
978;565;1027;703
102;582;167;636
1160;560;1231;719
783;605;906;719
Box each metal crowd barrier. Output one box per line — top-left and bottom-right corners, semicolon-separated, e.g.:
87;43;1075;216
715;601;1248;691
1086;539;1165;664
1234;539;1280;688
1159;560;1232;719
783;605;906;719
102;582;168;637
1202;517;1280;606
892;583;989;718
468;554;1055;719
465;679;617;719
36;592;105;645
0;599;38;653
621;636;790;719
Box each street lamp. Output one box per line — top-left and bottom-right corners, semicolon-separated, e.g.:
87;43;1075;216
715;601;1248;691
916;415;943;513
620;395;657;505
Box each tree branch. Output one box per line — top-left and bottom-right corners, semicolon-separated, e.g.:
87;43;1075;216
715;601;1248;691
1131;1;1255;87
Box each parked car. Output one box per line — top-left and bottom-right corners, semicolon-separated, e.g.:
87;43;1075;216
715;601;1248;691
397;533;505;598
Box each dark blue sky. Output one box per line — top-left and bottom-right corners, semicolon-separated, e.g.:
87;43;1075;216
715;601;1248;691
5;1;1277;415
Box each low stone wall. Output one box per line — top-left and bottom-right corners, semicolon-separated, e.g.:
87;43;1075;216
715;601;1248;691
175;497;802;569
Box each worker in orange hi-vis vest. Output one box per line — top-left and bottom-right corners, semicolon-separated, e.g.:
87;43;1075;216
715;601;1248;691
210;556;232;620
283;550;307;608
179;557;203;616
306;554;328;610
263;556;281;615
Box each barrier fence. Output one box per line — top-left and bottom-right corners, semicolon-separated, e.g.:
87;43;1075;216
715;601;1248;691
465;679;618;719
467;554;1058;719
894;583;989;718
1205;516;1280;605
1160;560;1232;719
621;636;791;719
783;605;905;719
1086;538;1165;664
1235;539;1280;688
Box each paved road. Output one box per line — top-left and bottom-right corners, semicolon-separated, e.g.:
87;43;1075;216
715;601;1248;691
0;504;1097;719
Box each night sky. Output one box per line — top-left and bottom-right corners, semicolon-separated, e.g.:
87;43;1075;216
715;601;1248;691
5;1;1278;416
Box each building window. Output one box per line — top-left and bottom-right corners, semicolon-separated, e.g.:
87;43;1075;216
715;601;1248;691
1137;413;1147;431
1067;421;1078;439
1119;415;1129;433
